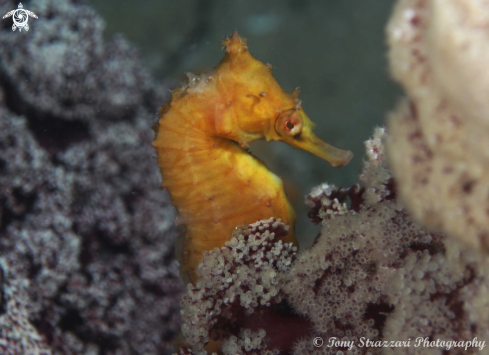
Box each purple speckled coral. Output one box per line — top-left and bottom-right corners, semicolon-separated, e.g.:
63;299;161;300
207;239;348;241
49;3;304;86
0;0;183;354
179;129;489;355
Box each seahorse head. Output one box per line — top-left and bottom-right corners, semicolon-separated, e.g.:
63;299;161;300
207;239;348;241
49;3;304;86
214;31;353;168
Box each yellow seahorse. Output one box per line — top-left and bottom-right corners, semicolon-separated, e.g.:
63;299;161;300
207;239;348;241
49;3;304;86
153;31;353;284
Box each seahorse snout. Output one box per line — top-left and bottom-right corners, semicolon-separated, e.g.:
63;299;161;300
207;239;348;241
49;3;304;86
290;127;353;167
273;109;353;168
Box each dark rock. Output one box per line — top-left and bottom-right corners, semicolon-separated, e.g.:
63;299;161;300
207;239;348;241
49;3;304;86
0;0;183;354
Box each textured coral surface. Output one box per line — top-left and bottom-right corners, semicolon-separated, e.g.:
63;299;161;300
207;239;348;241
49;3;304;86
386;0;489;251
290;129;489;355
180;218;300;354
180;129;489;355
0;0;183;354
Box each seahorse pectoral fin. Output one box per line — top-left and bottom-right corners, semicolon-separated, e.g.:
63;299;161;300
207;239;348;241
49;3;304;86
290;128;353;168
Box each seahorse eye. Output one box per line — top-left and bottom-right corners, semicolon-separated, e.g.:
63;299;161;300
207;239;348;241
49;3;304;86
275;110;303;137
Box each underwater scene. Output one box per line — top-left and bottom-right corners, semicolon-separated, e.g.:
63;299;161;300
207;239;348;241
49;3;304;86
1;0;488;354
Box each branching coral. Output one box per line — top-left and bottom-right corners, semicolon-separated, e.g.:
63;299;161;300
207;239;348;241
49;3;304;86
180;128;489;355
386;0;489;251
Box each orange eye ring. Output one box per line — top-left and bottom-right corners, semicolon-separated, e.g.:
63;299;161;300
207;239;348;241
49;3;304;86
275;110;303;137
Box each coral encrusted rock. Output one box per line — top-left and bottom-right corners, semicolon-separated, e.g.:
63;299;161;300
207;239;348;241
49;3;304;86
0;0;183;354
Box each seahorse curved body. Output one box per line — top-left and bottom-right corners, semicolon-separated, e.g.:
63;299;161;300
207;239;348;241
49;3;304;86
153;32;353;283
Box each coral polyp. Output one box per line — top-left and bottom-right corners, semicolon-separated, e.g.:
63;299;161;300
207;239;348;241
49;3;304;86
153;31;353;283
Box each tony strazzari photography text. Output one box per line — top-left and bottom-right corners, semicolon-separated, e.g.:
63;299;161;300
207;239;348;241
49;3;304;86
325;337;486;351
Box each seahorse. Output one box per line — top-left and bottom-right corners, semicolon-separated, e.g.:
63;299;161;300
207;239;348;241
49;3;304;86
153;31;353;283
